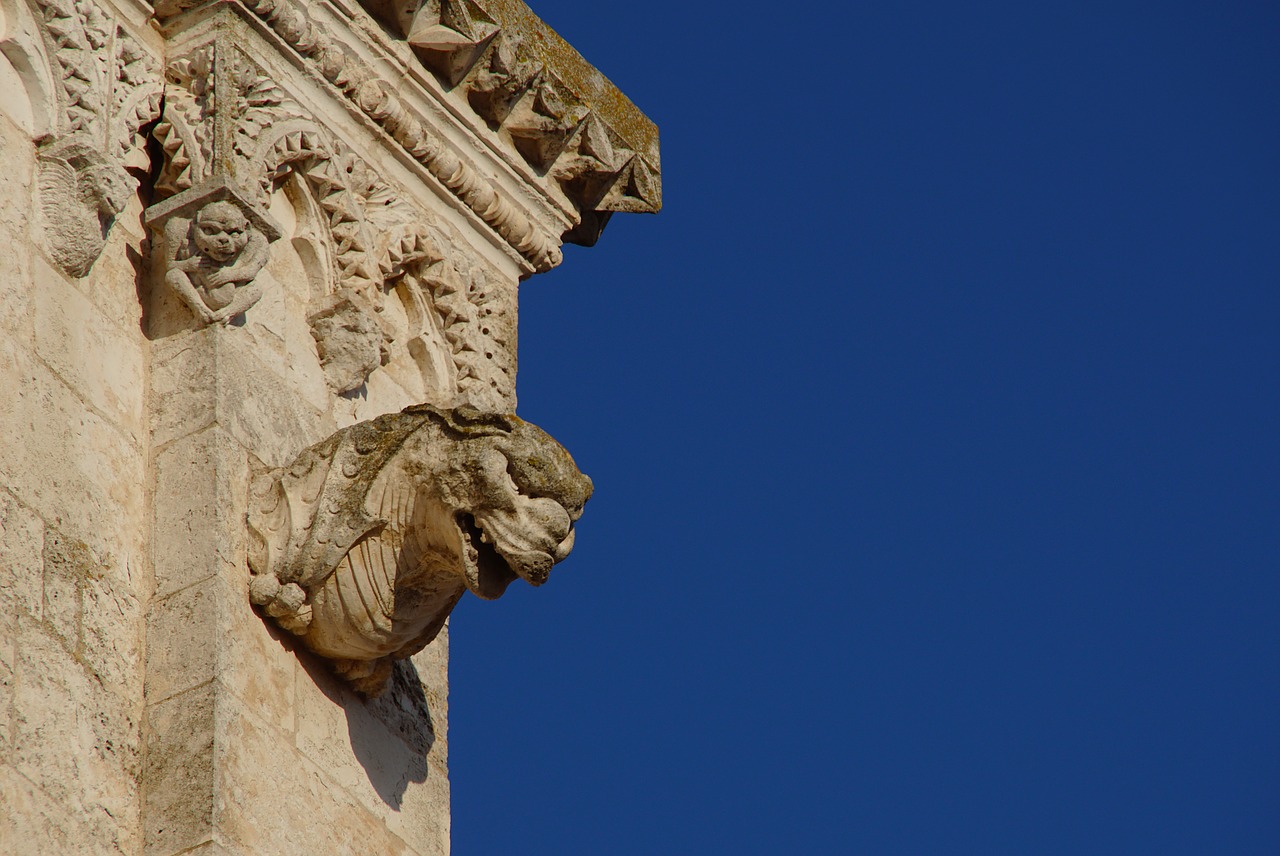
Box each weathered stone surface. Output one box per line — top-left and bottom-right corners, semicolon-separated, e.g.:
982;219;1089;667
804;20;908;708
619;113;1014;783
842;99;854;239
143;684;217;856
0;489;45;627
0;339;146;571
293;675;451;855
0;114;36;344
152;426;248;597
147;571;298;728
217;690;420;856
248;405;592;695
10;620;142;855
211;332;334;468
0;768;81;856
310;294;385;394
150;329;218;448
5;0;657;852
34;266;147;441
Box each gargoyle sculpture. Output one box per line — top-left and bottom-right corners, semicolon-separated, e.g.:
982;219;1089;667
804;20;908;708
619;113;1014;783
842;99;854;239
247;405;592;695
38;138;137;278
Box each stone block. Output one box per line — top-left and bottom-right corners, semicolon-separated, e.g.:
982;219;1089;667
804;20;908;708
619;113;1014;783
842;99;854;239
0;658;11;751
0;488;44;629
143;683;217;856
152;324;334;459
0;340;146;568
145;578;221;704
215;690;419;856
0;120;35;344
218;573;299;734
34;256;146;440
10;620;141;855
150;327;218;448
81;571;144;696
0;763;139;855
212;326;334;467
349;366;420;426
147;571;297;729
0;768;77;856
181;842;248;856
75;208;148;338
152;426;248;597
294;656;448;854
41;527;90;652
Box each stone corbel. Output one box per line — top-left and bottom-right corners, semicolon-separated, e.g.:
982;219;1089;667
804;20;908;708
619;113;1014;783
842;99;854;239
144;179;283;327
246;405;592;696
24;0;162;276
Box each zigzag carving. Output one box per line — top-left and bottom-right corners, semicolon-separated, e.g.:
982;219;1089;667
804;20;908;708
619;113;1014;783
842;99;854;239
240;0;564;272
151;51;518;409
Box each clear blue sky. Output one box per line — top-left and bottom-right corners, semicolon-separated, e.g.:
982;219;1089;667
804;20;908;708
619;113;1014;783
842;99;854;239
449;2;1279;853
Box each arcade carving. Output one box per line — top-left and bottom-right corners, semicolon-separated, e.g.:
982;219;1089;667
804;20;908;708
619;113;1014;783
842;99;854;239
246;406;592;696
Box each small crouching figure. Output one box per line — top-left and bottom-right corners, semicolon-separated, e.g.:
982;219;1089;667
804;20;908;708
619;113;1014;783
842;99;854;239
164;201;270;326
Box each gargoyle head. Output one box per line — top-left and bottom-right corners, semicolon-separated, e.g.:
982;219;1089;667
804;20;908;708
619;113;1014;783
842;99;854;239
192;200;251;262
83;162;137;218
450;416;593;599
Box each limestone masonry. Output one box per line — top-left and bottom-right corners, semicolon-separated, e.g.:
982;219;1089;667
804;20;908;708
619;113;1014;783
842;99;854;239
0;0;659;851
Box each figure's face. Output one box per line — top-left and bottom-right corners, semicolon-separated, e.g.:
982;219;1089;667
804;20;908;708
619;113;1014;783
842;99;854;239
89;166;135;217
194;205;250;262
454;426;592;600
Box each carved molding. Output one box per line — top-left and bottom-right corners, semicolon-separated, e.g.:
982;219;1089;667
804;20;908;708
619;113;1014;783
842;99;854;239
247;405;592;695
396;0;662;237
228;0;564;272
152;0;661;258
149;33;518;406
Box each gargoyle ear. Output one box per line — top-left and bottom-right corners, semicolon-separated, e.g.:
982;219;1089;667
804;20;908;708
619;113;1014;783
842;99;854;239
473;447;519;508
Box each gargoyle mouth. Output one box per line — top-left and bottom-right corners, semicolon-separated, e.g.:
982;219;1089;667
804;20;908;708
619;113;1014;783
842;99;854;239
456;512;520;600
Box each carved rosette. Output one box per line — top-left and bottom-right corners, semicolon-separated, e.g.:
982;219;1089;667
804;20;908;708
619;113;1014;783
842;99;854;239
247;405;592;695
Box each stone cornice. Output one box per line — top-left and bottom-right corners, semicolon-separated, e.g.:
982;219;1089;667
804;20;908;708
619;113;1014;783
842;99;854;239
153;0;661;260
354;0;661;245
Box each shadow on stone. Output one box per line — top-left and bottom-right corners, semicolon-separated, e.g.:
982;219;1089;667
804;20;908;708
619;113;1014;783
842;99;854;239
358;659;435;808
298;650;434;810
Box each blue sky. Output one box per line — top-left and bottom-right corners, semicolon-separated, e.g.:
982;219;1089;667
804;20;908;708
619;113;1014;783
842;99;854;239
448;2;1279;853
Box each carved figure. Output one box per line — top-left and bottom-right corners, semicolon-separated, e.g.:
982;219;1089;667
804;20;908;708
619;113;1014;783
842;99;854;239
309;293;386;394
164;201;271;325
38;143;136;277
247;405;592;695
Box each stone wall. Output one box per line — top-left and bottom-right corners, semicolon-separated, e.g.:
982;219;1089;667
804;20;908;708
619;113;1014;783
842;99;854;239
0;88;150;856
0;0;657;852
